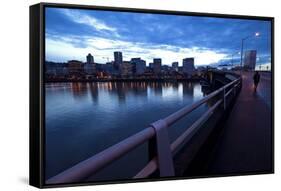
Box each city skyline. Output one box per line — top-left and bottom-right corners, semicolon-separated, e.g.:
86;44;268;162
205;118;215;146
46;7;271;67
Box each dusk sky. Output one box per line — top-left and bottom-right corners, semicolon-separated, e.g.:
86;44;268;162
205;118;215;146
45;7;271;67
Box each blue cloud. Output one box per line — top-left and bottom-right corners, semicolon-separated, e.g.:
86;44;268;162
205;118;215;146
45;7;271;66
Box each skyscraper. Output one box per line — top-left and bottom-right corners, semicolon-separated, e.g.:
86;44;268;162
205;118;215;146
243;50;257;70
131;58;146;75
121;61;133;76
182;58;195;74
86;53;94;64
153;58;162;74
85;53;96;75
114;51;123;70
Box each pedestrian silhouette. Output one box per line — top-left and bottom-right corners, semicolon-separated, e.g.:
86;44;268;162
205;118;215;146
253;71;260;92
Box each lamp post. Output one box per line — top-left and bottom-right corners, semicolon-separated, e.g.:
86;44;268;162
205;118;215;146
240;32;260;74
230;51;240;68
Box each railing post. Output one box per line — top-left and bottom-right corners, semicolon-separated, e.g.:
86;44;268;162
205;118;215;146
149;119;175;177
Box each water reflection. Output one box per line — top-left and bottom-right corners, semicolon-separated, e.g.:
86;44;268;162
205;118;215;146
49;82;202;104
70;83;88;99
45;81;205;181
88;83;98;102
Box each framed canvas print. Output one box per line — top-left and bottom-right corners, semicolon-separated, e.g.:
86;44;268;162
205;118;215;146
30;2;274;188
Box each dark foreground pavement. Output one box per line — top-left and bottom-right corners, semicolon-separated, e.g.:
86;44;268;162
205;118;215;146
204;71;273;175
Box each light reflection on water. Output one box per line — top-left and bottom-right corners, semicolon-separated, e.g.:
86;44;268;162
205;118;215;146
45;81;207;181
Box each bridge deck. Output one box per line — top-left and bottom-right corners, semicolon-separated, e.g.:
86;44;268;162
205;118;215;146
204;71;273;175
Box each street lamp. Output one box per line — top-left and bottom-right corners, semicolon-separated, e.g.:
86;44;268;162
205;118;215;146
230;51;240;68
240;32;260;72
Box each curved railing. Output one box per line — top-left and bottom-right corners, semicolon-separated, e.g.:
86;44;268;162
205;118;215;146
47;74;242;184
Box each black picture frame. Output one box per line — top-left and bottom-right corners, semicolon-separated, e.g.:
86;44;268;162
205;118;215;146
30;2;274;188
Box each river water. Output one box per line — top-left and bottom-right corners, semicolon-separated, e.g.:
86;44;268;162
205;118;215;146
45;81;207;182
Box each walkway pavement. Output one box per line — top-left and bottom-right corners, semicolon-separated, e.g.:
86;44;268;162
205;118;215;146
206;71;273;174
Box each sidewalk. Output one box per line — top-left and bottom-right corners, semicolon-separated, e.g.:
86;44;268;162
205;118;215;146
206;71;273;174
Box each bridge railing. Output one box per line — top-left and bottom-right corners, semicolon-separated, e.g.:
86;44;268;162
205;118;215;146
46;76;242;184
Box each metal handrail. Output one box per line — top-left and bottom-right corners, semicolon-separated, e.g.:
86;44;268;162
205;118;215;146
47;76;241;184
163;78;239;126
135;99;223;178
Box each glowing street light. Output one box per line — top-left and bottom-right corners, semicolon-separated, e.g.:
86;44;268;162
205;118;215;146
240;32;260;73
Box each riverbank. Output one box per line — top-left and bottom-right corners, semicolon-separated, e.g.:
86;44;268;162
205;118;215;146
45;78;202;83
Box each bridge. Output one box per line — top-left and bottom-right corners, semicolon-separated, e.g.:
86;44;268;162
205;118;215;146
46;70;273;184
184;71;273;176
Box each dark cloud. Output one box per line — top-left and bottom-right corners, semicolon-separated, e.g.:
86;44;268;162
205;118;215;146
45;7;271;65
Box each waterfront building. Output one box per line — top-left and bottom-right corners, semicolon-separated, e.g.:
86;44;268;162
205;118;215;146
86;53;94;64
183;58;195;75
84;63;96;75
243;50;257;70
172;62;179;71
131;58;146;75
62;66;69;76
121;61;133;76
55;63;68;76
68;60;84;75
45;61;58;76
162;65;171;74
84;53;96;75
153;58;162;74
114;51;123;70
105;62;114;74
45;61;68;76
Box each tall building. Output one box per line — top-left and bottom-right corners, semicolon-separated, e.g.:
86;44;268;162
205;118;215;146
131;58;146;75
172;62;179;71
86;53;94;64
182;58;195;74
121;61;133;76
153;58;162;74
243;50;257;70
84;53;96;75
114;51;123;70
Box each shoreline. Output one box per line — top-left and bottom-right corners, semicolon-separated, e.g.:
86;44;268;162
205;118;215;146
45;78;202;83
